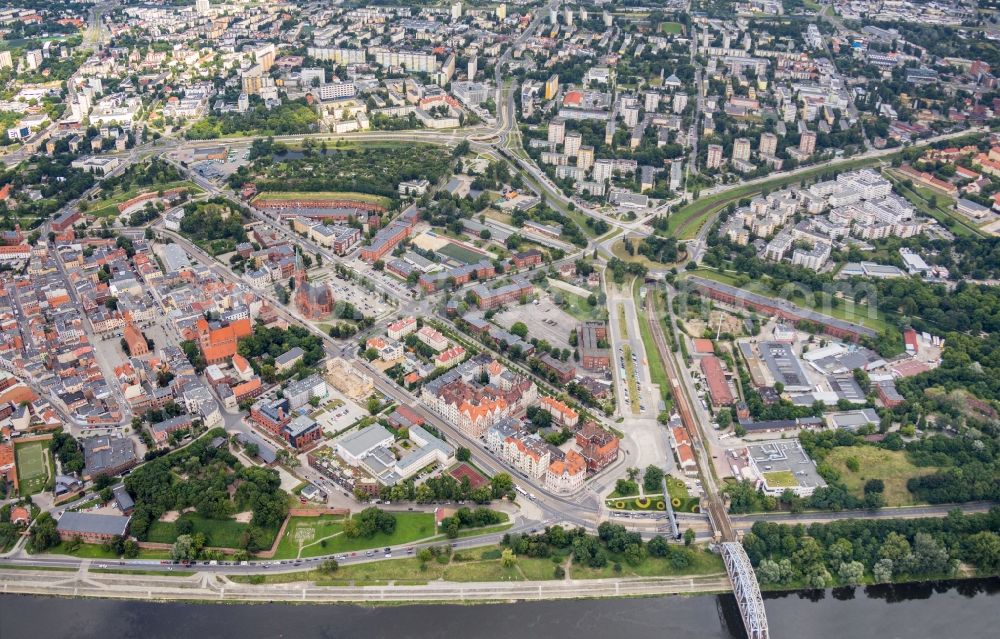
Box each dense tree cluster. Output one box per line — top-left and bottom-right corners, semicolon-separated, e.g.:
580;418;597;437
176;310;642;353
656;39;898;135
124;432;287;549
439;507;506;538
50;431;85;475
186;100;318;139
178;198;248;254
501;523;701;570
743;509;1000;587
230;142;452;200
343;507;396;538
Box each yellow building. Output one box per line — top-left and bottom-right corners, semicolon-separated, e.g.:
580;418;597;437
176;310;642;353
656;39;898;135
545;74;559;100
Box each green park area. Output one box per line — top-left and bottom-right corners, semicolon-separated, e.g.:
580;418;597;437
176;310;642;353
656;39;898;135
272;512;436;560
555;288;606;322
437;241;490;265
235;542;723;586
633;282;670;403
254;190;392;209
14;440;50;496
88;181;202;218
569;548;723;580
825;447;937;507
660;22;683;34
146;513;276;550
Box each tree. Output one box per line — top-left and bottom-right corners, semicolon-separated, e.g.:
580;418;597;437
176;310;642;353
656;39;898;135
490;472;514;499
501;548;516;568
456;447;471;462
964;531;1000;574
171;534;196;561
27;512;59;553
642;465;664;492
510;322;528;338
838;560;865;585
320;559;339;574
873;558;894;583
683;528;696;547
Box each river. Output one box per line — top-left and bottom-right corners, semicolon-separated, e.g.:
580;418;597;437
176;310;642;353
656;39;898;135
1;578;997;639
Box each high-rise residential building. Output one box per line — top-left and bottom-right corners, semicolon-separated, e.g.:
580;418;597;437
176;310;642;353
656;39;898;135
644;92;660;113
673;93;688;114
196;0;210;15
733;138;751;162
564;131;582;157
707;144;724;169
545;74;559;100
799;130;816;155
577;146;595;171
496;3;507;20
0;50;11;69
467;56;477;79
623;105;639;128
451;1;462;21
759;132;778;156
593;159;613;183
548;117;566;145
564;7;574;25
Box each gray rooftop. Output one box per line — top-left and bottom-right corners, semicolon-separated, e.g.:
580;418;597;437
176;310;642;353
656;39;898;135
338;424;394;458
57;511;130;537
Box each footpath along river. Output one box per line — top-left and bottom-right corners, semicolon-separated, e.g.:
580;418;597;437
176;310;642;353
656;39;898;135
1;578;997;638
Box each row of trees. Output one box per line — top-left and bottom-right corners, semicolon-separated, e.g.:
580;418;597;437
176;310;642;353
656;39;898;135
358;471;516;505
502;522;700;571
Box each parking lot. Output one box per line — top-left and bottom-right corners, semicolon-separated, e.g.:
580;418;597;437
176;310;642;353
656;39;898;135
309;388;366;435
492;292;576;350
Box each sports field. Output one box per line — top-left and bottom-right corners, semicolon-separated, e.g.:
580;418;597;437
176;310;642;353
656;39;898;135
437;241;488;265
15;441;49;495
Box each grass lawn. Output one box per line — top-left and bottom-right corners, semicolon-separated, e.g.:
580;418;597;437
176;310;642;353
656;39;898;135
634;283;670;401
762;470;798;488
884;170;984;238
555;288;605;322
683;268;889;333
617;302;629;339
146;513;277;550
437;241;489;265
272;515;346;559
233;548;557;585
660;21;683;34
88;181;202;218
623;344;639;415
90;568;195;577
254;191;392;209
14;440;49;495
825;447;936;507
44;542;171;560
570;548;725;580
271;512;436;560
610;238;671;269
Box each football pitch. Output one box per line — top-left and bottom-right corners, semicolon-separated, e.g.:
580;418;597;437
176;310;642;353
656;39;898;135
15;441;49;495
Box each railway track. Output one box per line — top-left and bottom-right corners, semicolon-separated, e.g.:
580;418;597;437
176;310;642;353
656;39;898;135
645;288;735;542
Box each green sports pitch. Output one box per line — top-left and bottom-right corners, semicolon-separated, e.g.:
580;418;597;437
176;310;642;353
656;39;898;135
15;441;49;495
